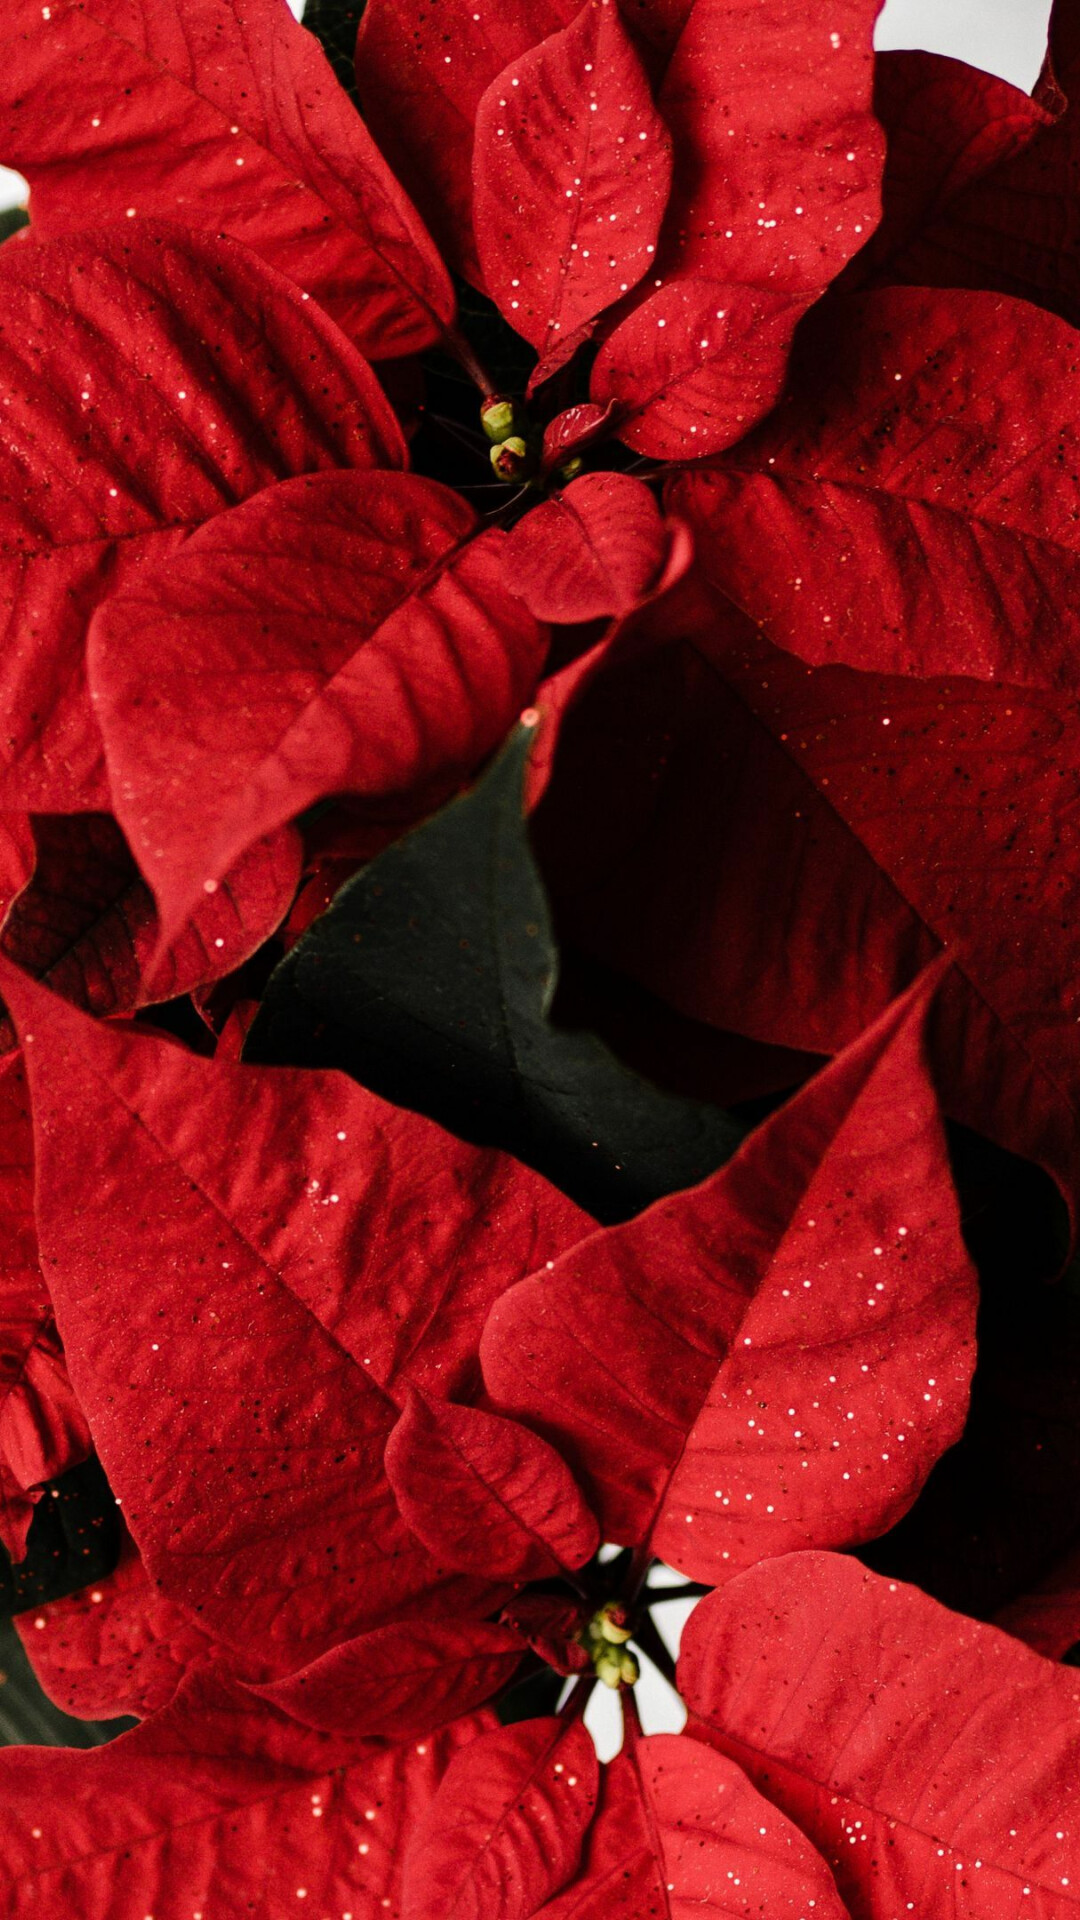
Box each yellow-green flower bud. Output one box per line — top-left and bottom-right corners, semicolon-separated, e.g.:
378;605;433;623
618;1650;640;1686
480;395;518;443
597;1604;633;1645
490;436;531;481
595;1648;625;1689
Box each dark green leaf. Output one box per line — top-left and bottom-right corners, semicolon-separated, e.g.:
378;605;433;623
1;1458;122;1619
301;0;364;105
246;727;745;1220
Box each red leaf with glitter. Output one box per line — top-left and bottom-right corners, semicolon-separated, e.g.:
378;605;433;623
0;964;589;1665
593;0;884;453
673;287;1080;685
0;224;402;814
0;815;300;1053
17;1531;216;1720
0;1054;89;1561
90;470;546;951
402;1715;599;1920
848;50;1052;288
539;1731;849;1920
483;972;977;1577
385;1386;599;1581
0;0;453;356
534;598;1080;1212
253;1618;526;1741
681;1552;1080;1920
356;0;578;283
592;279;798;457
0;1663;492;1918
503;472;672;622
473;1;672;372
870;5;1080;331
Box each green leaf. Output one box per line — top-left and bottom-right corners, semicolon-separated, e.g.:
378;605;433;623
0;1458;122;1619
246;727;745;1220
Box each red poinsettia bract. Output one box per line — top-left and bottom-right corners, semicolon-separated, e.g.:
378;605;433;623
0;0;1074;1915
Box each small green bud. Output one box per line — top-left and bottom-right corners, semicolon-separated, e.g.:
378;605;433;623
595;1649;625;1689
618;1650;640;1686
558;456;584;482
597;1603;632;1645
480;395;518;443
490;435;531;481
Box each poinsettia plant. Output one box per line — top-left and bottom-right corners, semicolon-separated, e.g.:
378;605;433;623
0;0;1077;1911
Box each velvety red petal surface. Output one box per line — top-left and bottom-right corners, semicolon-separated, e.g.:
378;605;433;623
681;1552;1080;1920
0;1664;493;1917
16;1531;216;1720
1;965;589;1663
402;1714;599;1920
253;1618;525;1741
385;1386;599;1581
90;470;547;950
674;287;1080;685
503;473;672;622
484;971;976;1571
473;1;672;369
537;602;1080;1211
0;815;300;1051
0;223;403;812
539;1732;850;1919
0;0;454;354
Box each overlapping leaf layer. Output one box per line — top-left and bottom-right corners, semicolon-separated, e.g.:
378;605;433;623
0;1;1075;1915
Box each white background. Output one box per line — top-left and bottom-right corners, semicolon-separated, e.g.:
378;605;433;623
0;0;1055;1751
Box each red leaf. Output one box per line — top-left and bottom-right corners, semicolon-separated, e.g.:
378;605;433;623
0;1053;89;1559
89;470;547;952
0;224;403;812
0;815;300;1052
483;972;976;1576
540;402;618;472
503;474;671;622
386;1387;599;1582
657;0;883;296
848;51;1052;288
0;1662;492;1918
0;0;454;356
539;1732;849;1920
534;601;1080;1211
995;1540;1080;1661
0;966;589;1664
473;1;672;365
16;1531;216;1720
593;0;884;453
253;1618;526;1741
356;0;580;283
591;279;799;458
680;1551;1080;1920
402;1715;599;1920
674;287;1080;685
870;12;1080;332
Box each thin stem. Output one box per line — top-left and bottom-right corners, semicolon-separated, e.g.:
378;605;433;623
444;324;497;398
633;1610;678;1688
559;1673;596;1721
621;1681;643;1750
646;1580;711;1606
624;1543;654;1606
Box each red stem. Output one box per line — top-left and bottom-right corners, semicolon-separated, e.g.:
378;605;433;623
444;325;497;398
